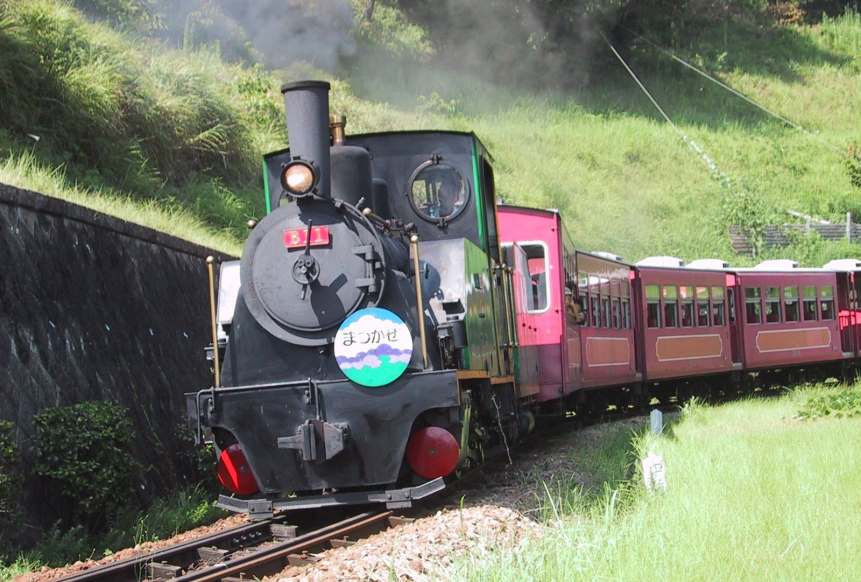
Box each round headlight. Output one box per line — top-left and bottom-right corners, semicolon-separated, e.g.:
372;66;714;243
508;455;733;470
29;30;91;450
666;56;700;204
280;161;317;195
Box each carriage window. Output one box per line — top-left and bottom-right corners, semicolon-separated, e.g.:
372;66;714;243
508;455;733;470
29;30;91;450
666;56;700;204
728;287;736;323
680;285;694;327
622;298;631;329
712;286;726;326
765;287;781;323
803;286;818;321
746;287;762;324
784;286;800;322
591;295;601;327
409;164;468;221
602;295;611;327
696;287;710;326
612;297;621;328
821;286;835;320
646;284;661;328
521;244;548;313
663;285;678;328
579;273;590;326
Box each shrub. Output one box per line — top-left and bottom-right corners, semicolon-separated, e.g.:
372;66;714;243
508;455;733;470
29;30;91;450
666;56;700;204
28;524;93;568
32;402;135;526
794;386;861;420
0;421;23;561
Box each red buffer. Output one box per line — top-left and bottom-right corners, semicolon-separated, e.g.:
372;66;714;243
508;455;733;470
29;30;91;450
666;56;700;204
406;427;460;480
218;444;260;495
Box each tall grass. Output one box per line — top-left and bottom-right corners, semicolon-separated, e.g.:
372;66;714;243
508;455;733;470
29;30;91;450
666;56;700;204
0;151;243;255
448;387;861;581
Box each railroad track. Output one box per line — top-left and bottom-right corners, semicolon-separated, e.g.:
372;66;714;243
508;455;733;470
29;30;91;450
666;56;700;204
52;510;413;582
48;404;688;582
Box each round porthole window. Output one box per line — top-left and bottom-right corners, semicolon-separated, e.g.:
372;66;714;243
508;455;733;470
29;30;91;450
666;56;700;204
407;162;469;223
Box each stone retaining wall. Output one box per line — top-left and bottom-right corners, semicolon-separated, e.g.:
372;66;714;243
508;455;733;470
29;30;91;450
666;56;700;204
0;183;234;519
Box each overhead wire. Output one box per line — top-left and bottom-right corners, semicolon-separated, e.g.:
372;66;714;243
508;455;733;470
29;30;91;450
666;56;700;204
598;31;733;187
616;24;849;158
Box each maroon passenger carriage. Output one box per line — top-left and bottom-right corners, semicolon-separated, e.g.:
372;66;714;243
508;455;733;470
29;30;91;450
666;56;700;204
826;259;861;359
730;259;860;384
498;205;861;408
633;257;737;400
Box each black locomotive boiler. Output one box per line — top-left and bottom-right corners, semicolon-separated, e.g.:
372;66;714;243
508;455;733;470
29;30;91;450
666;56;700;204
188;81;527;516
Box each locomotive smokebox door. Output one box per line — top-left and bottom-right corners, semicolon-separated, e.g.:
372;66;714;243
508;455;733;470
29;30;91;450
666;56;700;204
240;198;388;346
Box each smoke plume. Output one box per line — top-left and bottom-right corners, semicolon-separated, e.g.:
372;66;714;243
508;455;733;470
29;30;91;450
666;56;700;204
155;0;357;72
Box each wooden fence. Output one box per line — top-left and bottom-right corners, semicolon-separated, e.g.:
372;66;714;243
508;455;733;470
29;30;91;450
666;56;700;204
729;223;861;255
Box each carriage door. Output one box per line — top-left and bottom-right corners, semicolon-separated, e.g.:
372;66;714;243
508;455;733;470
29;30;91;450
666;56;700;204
852;272;861;356
726;273;742;364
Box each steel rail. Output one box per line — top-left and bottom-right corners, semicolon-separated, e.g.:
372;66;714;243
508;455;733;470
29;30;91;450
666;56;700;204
174;510;392;582
50;517;286;582
49;511;394;582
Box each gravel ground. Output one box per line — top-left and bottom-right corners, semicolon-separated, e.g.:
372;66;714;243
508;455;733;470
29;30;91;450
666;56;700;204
12;514;251;582
13;416;647;582
268;416;648;582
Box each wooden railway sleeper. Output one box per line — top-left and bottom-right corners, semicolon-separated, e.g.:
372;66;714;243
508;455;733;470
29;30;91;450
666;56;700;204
287;553;324;567
197;548;229;562
270;524;298;541
147;562;183;580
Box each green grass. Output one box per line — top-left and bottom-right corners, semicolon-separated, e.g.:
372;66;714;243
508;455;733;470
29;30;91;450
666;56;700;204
0;488;227;576
3;1;861;266
448;386;861;581
0;151;244;255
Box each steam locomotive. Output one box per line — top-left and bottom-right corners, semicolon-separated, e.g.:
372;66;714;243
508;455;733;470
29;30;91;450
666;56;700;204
188;80;861;517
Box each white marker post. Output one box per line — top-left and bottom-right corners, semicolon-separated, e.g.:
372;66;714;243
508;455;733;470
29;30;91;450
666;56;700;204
642;452;667;493
650;409;663;435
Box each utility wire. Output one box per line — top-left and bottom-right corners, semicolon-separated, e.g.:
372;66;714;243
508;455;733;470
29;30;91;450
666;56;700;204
599;31;733;186
617;24;848;157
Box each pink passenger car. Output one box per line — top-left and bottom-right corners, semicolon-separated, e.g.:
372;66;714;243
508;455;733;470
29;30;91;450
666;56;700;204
498;206;638;407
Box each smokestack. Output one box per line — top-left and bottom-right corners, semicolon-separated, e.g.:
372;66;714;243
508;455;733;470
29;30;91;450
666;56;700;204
280;80;331;199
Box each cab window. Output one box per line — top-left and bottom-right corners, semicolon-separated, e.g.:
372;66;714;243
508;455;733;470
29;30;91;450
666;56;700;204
409;164;468;221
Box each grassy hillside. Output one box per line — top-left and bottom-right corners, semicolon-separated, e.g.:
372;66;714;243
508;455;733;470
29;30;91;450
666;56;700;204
1;0;861;266
447;384;861;581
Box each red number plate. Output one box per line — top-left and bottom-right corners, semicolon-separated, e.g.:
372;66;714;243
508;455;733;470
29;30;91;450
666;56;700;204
284;226;330;248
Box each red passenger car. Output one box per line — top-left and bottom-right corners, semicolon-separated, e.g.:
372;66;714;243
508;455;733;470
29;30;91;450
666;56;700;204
733;265;844;373
575;251;638;394
499;206;570;402
824;259;861;358
635;264;736;391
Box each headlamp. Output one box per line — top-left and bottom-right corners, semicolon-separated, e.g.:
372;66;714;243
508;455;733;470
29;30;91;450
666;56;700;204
280;160;317;196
